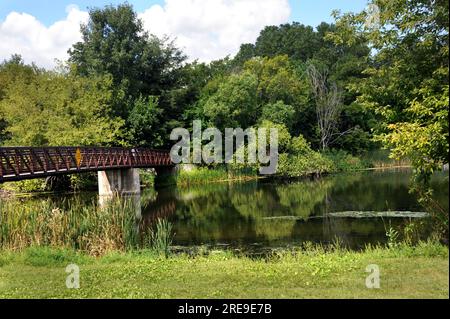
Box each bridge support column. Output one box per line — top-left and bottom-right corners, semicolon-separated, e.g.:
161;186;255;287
98;168;141;197
98;168;141;209
98;169;142;233
154;166;178;189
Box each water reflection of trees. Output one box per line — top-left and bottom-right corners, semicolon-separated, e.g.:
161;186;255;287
138;171;448;248
162;178;344;245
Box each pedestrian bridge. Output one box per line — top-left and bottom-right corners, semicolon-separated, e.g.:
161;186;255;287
0;146;173;182
0;147;176;197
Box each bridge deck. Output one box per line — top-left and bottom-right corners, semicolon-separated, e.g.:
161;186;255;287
0;147;173;182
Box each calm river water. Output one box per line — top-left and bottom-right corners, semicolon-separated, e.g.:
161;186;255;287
24;169;450;253
141;169;448;252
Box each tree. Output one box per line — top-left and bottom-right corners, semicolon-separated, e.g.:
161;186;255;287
252;23;320;62
127;96;163;147
233;21;374;153
203;72;259;129
233;43;256;67
177;58;235;128
1;55;42;145
261;101;295;130
333;0;448;176
200;56;309;132
332;0;449;236
306;63;344;150
68;4;186;146
0;68;124;146
0;114;7;145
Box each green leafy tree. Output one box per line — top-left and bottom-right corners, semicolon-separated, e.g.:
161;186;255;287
332;0;449;236
179;58;236;126
332;0;448;177
0;69;124;146
251;23;320;62
203;72;259;129
261;101;295;129
68;4;186;146
127;96;163;147
201;56;309;133
234;22;374;153
0;55;42;144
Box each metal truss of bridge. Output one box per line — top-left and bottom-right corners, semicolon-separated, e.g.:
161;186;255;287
0;147;173;183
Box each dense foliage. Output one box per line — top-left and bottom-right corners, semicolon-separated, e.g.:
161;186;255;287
0;59;123;146
329;0;449;237
0;3;376;154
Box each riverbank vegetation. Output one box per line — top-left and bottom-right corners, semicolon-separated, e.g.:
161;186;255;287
7;0;447;240
0;198;138;255
2;1;446;192
1;1;446;193
2;173;447;256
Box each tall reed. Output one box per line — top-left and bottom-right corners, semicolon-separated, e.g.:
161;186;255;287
0;197;140;256
146;218;174;258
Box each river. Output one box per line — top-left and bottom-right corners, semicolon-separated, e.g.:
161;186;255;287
17;169;450;254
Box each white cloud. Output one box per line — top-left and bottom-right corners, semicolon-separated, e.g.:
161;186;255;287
0;0;291;68
0;6;88;68
139;0;291;62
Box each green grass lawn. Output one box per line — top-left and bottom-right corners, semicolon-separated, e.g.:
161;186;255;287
0;242;448;299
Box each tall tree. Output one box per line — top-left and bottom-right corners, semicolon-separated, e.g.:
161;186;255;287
68;4;186;147
332;0;449;178
200;56;309;132
332;0;449;236
253;23;321;62
0;68;123;147
0;55;43;145
233;21;374;153
306;64;343;150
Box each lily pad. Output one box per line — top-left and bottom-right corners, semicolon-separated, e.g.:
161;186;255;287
263;211;429;220
326;211;429;218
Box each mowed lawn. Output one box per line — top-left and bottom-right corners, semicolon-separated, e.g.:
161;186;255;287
0;243;448;299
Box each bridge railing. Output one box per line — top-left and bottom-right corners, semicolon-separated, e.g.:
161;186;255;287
0;147;173;182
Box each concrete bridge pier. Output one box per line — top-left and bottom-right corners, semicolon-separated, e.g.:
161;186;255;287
98;169;142;218
98;168;141;197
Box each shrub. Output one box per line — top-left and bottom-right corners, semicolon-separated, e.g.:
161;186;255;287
324;149;367;172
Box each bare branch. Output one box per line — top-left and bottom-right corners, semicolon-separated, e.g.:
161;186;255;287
306;64;343;150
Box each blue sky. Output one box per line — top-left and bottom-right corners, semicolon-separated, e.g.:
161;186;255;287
291;0;368;26
0;0;164;25
0;0;368;27
0;1;369;68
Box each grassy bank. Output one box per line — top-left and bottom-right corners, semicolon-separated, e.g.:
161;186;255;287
0;194;447;299
173;150;409;185
0;242;447;299
177;165;260;185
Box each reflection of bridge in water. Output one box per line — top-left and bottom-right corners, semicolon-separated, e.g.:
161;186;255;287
140;198;177;229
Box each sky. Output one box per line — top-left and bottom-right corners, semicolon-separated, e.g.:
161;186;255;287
0;0;368;68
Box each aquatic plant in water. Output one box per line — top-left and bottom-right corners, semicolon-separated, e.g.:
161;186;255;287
147;218;174;258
